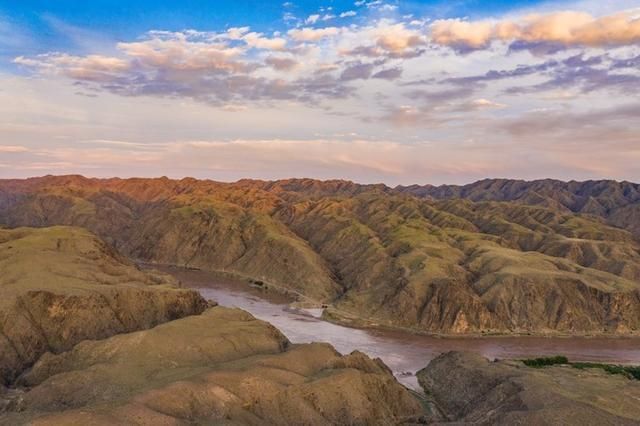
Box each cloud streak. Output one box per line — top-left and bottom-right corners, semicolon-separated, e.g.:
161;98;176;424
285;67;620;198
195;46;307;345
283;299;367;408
0;145;29;153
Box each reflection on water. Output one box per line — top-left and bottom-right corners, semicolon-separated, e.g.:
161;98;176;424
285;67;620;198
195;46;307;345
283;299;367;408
162;266;640;390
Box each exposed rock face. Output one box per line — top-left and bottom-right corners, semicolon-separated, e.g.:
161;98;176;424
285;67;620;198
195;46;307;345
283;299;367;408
1;175;640;335
417;351;640;425
0;226;208;385
1;307;423;425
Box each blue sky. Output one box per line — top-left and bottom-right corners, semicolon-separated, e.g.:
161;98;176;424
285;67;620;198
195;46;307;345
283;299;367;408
1;0;639;184
3;0;547;30
1;0;545;56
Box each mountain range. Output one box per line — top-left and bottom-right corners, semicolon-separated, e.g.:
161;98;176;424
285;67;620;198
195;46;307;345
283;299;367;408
1;175;639;336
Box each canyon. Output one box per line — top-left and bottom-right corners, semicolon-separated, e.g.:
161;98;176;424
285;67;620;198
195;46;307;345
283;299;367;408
1;224;639;425
2;175;640;336
0;226;422;424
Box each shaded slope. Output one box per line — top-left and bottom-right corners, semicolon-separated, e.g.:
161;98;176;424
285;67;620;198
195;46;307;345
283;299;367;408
397;178;640;237
277;193;640;334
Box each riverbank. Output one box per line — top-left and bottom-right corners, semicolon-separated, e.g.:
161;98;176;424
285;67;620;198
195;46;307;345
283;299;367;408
149;264;640;390
141;261;640;340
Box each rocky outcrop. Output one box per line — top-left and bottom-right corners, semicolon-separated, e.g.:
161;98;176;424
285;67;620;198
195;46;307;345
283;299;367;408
0;226;208;385
1;307;423;425
417;351;640;425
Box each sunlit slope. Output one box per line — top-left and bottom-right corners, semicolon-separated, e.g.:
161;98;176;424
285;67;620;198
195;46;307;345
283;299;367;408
0;226;207;385
0;224;422;424
278;193;640;334
0;176;341;301
398;178;640;238
1;175;639;335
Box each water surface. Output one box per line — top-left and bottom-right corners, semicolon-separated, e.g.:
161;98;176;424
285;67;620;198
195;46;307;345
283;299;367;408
162;266;640;390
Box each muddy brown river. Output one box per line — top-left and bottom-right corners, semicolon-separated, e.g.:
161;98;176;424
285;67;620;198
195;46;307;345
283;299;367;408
161;266;640;390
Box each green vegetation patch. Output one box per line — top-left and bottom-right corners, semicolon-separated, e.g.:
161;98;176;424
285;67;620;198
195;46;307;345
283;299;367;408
522;356;640;380
522;355;569;368
572;362;640;380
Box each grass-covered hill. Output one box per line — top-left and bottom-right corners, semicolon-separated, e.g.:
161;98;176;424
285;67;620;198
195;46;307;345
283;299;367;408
1;175;640;335
397;178;640;238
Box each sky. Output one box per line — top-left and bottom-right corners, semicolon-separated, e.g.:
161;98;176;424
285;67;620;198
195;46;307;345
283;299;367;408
0;0;639;185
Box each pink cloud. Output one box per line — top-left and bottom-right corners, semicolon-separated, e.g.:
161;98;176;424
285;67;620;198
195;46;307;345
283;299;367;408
431;10;640;49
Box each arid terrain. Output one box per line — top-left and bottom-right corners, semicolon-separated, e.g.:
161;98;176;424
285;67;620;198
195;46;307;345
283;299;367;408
3;0;639;423
1;223;639;424
418;351;640;425
0;226;422;424
2;175;640;335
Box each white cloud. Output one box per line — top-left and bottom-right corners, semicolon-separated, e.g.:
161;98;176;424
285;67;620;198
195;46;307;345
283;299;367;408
242;32;287;50
470;99;506;109
288;26;341;41
14;54;129;81
305;14;320;24
431;10;640;49
226;26;250;39
374;22;424;52
5;5;640;185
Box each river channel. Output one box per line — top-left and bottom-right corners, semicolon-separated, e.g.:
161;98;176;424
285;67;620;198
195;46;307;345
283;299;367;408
159;266;640;390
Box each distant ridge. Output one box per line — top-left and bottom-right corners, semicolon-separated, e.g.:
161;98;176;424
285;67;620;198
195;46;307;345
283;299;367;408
2;175;639;238
396;178;640;238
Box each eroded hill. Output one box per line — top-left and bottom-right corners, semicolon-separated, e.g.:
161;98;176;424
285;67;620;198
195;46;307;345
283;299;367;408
1;175;640;335
0;226;422;425
397;178;640;238
0;226;207;385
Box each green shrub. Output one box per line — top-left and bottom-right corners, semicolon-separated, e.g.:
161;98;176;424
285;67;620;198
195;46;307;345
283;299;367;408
522;355;569;368
572;362;640;380
521;355;640;380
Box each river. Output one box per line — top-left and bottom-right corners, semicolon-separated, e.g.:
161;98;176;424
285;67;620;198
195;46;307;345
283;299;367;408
160;266;640;390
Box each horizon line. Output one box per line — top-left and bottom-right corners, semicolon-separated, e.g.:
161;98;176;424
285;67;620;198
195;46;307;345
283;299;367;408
2;173;638;188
